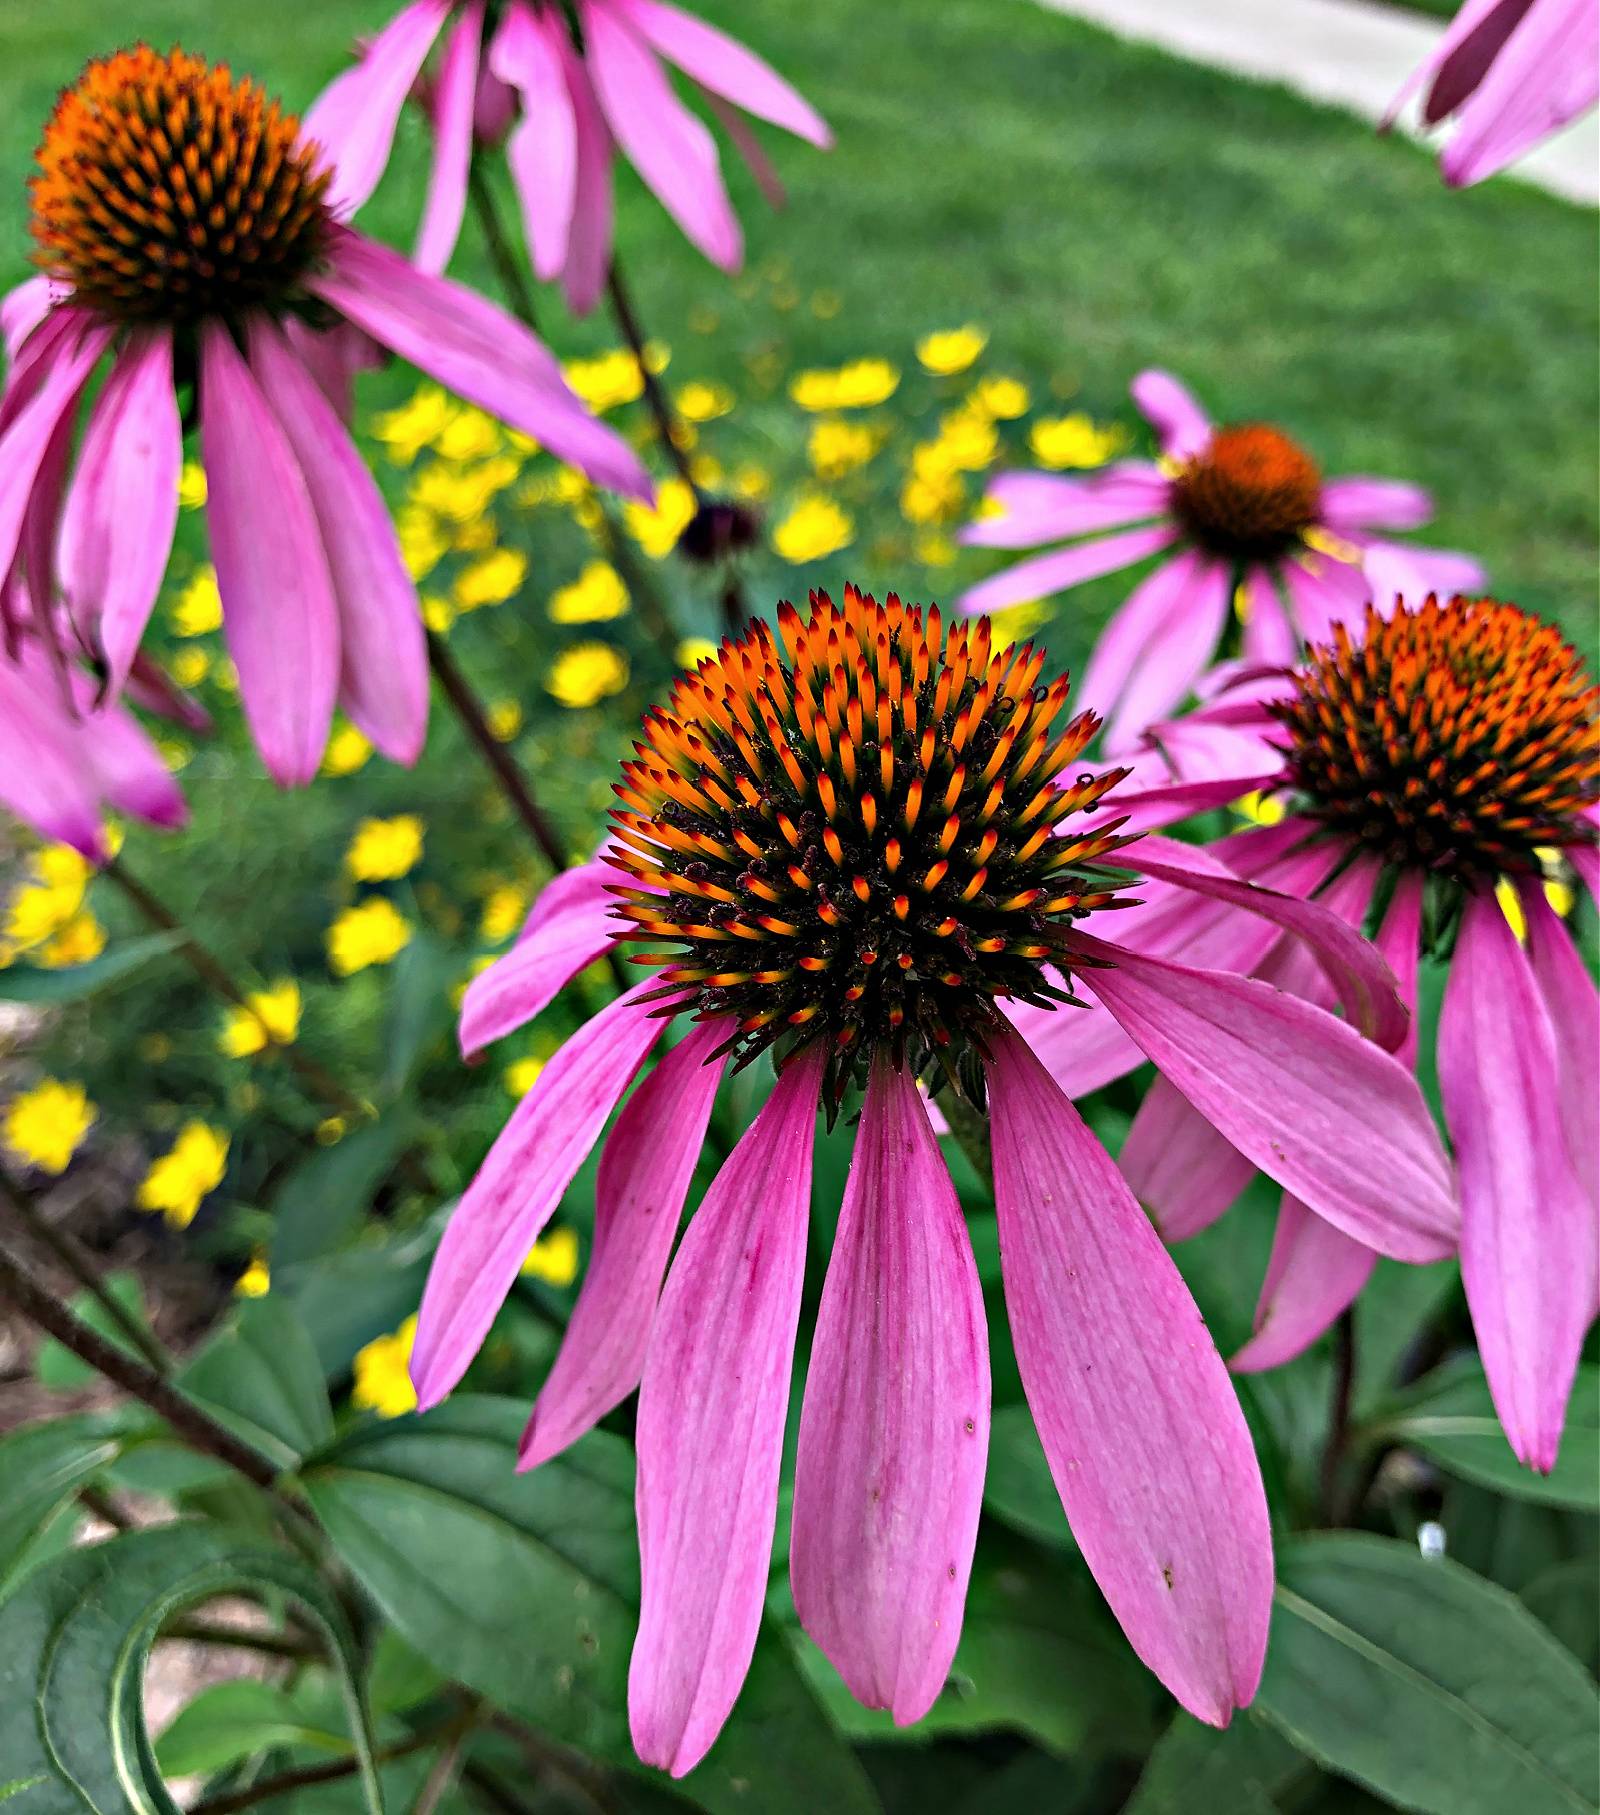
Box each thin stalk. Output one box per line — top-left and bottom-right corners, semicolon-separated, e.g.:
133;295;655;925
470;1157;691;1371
164;1616;322;1661
426;630;569;874
939;1088;993;1185
605;260;699;495
77;1483;133;1531
1319;1308;1358;1524
591;500;690;673
0;1171;172;1374
189;1718;465;1815
468;157;539;332
102;855;369;1123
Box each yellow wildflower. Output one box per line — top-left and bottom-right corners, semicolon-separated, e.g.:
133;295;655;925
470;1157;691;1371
371;385;455;464
915;532;958;568
322;724;373;777
396;504;447;580
547;643;630;709
351;1316;419;1418
563;349;644;413
137;1121;229;1229
36;912;106;968
346;815;425;882
624;478;697;558
1235;791;1289;828
235;1253;271;1298
676;380;734;422
433;406;502;463
328;900;413;976
988;600;1055;643
807;417;881;481
454;547;528;611
178;461;208;509
1029;414;1128;470
901;471;965;527
3;1080;95;1174
731;464;772;502
170;647;209;689
488;699;524;741
504;1055;546;1098
789;359;900;412
677;637;718;668
521;1226;580;1286
171;567;223;636
421;595;455;634
929;408;999;472
219;981;302;1058
967;375;1030;420
773;496;854;563
549;562;630;624
916;325;988;376
481;885;528;942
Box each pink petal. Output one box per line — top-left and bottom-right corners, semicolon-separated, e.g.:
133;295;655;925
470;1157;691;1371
1;277;58;363
301;0;454;216
411;982;666;1410
580;0;742;270
245;320;427;765
1121;1076;1255;1242
280;316;384;424
199;321;339;787
962;466;1170;551
700;87;787;210
1373;869;1426;1071
1070;932;1457;1262
1441;0;1599;184
1442;891;1593;1470
1230;1197;1377;1374
629;1044;824;1777
459;858;623;1056
791;1056;989;1726
1318;476;1433;534
1357;538;1488;615
1100;554;1232;755
954;523;1180;619
1129;369;1213;462
1390;0;1521;124
619;0;831;144
0;648;115;859
558;34;617;315
1094;772;1288;836
76;681;188;833
1520;881;1598;1207
520;1020;728;1468
57;328;180;697
414;0;487;274
987;1026;1271;1725
1239;567;1298;666
492;0;580;280
312;228;652;499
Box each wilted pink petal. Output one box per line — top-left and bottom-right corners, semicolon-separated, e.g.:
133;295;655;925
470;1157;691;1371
791;1056;988;1726
1120;1076;1254;1242
629;1045;824;1777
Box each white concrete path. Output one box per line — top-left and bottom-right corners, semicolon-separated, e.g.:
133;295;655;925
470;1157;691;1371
1037;0;1598;206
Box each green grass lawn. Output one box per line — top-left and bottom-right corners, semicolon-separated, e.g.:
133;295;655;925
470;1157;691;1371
1;0;1594;661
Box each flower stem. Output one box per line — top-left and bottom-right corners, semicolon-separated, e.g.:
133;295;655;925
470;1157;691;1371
1319;1307;1358;1523
102;854;370;1123
939;1088;993;1184
468;156;540;332
190;1715;472;1815
0;1170;172;1375
426;630;570;873
591;500;690;674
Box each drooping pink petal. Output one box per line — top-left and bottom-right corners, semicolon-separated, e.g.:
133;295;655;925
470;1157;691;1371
986;1025;1271;1725
199;321;339;787
413;982;666;1410
124;650;212;734
1373;868;1426;1071
1;276;57;363
245;319;427;765
1230;1197;1377;1374
1095;772;1287;836
1357;539;1488;616
413;0;486;273
1120;1076;1255;1242
580;0;741;270
1318;476;1433;534
1440;889;1592;1471
700;88;786;209
1129;369;1213;462
1519;881;1598;1207
1101;554;1233;754
520;1021;728;1469
1282;552;1372;646
492;0;580;280
301;0;454;217
0;649;116;859
56;327;181;698
280;316;384;424
1069;932;1457;1262
558;30;617;315
1239;567;1298;666
311;227;652;498
629;1044;824;1777
459;858;624;1056
71;666;188;833
961;466;1170;550
1397;0;1526;123
620;0;832;145
954;524;1180;619
1441;0;1599;185
791;1056;989;1726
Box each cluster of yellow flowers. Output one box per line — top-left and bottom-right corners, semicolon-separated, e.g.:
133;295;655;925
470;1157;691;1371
326;814;423;977
0;845;107;971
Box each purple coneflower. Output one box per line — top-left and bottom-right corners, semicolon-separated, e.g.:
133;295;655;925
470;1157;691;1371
956;369;1484;754
304;0;831;308
0;47;649;787
416;586;1456;1773
1051;595;1597;1471
1388;0;1598;187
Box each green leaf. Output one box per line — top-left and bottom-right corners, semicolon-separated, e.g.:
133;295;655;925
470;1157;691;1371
0;933;183;1003
1521;1558;1600;1677
303;1396;877;1813
0;1417;122;1594
1123;1711;1303;1814
982;1404;1074;1550
178;1295;334;1468
0;1525;383;1814
34;1275;156;1390
155;1679;346;1778
380;930;459;1098
1257;1532;1600;1815
1381;1363;1598;1512
270;1111;418;1269
279;1241;433;1376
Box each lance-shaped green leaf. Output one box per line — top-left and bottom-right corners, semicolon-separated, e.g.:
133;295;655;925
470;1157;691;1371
177;1295;334;1467
0;933;182;1003
0;1416;124;1595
